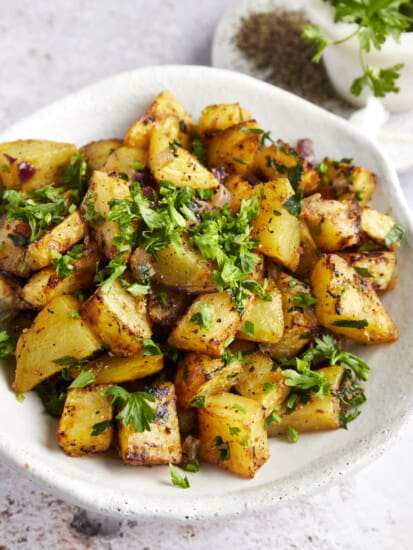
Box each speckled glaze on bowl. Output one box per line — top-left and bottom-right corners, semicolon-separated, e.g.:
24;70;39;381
0;66;412;520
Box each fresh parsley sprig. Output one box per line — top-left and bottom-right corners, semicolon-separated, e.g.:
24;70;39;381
51;244;83;277
0;330;16;358
303;0;413;98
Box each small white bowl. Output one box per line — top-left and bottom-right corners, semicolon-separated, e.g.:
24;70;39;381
309;0;413;112
0;66;412;519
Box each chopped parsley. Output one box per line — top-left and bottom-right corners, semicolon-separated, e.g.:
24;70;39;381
290;292;318;310
0;330;16;358
191;138;207;165
264;411;282;430
1;185;69;242
190;303;214;331
214;435;230;461
142;338;162;356
286;425;299;443
104;385;156;432
238;320;255;337
68;368;96;389
282;362;331;399
354;266;373;278
190;394;207;409
91;420;113;436
333;319;368;329
169;463;190;489
283;191;304;217
51;244;83;277
61;154;88;205
82;193;105;226
384;223;405;248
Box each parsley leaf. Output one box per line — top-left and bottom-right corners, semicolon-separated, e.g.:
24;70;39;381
283;191;303;217
51;244;83;277
0;330;16;358
169;463;190;489
142;338;162;356
333;319;368;329
286;425;299;443
68;368;96;389
191;138;207;166
283;363;331;399
91;420;113;436
291;292;318;310
104;385;156;432
190;303;214;331
238;320;255;337
61;154;88;205
384;223;405;248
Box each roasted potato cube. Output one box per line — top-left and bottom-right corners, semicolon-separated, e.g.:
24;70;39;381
80;279;151;356
254;143;320;196
235;351;290;413
295;219;322;279
81;171;132;260
78;350;163;384
57;385;113;457
79;139;122;171
251;179;301;271
149;128;218;190
198;392;269;478
266;273;319;360
339;251;396;291
168;291;253;358
235;282;284;344
0;274;26;322
102;145;147;179
0;216;31;277
318;159;376;206
149;234;216;293
360;207;402;249
21;246;100;308
0;139;77;191
25;210;86;271
124;91;193;150
13;295;102;393
311;254;398;344
207;120;260;176
198;103;250;138
174;352;243;409
302;196;360;252
268;366;344;436
118;382;182;465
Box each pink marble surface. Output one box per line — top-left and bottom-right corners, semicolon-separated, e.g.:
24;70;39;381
0;1;412;548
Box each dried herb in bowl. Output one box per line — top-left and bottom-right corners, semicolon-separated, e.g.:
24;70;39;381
235;9;352;114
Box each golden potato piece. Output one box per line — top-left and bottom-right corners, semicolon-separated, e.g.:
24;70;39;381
235;352;290;413
198;392;269;479
198;103;250;138
118;382;182;465
339;251;396;292
318;159;376;207
81;170;132;260
0;139;77;191
174;352;243;409
360;207;403;249
21;246;99;308
0;216;31;277
207;120;260;176
25;210;86;271
102;145;147;179
57;385;113;457
149;128;218;190
311;254;398;344
124;91;193;150
235;282;284;344
251;179;301;271
302;196;360;252
168;291;253;358
80;279;152;356
13;295;102;393
0;274;26;322
79;139;122;171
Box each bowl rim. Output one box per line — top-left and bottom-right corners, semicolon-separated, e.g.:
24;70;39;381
1;64;412;520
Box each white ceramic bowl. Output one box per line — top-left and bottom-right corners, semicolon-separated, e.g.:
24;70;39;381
309;0;413;112
0;66;412;520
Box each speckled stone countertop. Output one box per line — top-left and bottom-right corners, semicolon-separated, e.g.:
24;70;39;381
0;1;412;548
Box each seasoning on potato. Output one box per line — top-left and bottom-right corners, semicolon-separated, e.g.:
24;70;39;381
0;91;404;485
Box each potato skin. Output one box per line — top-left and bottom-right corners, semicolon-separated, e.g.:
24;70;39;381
310;254;398;344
